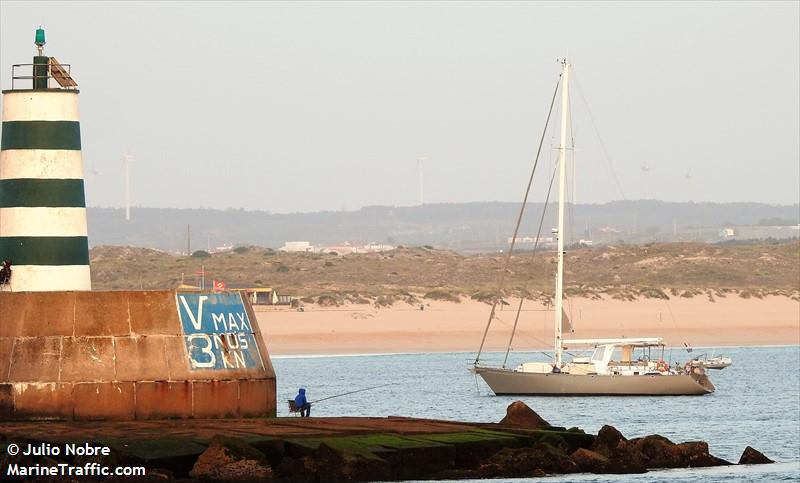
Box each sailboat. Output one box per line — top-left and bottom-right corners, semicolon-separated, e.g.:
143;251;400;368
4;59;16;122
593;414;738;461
690;354;733;370
470;60;714;396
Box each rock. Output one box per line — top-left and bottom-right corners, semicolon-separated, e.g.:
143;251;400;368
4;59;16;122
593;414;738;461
630;434;678;468
310;442;391;482
738;446;774;465
276;456;316;481
588;426;650;473
250;438;287;467
590;425;628;458
535;432;572;455
479;443;578;477
105;467;173;481
602;458;648;474
625;436;730;469
570;448;608;473
0;443;35;472
73;446;121;469
190;435;273;480
586;428;729;473
144;468;174;480
571;447;646;474
674;441;731;467
498;401;550;429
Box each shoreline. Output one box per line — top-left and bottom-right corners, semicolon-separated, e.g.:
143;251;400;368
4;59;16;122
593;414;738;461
257;296;800;357
268;344;800;359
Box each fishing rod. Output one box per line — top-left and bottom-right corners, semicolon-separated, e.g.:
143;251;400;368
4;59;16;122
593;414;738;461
309;383;394;405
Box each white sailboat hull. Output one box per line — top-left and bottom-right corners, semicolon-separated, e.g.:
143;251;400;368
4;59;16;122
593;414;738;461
691;357;732;369
473;366;715;396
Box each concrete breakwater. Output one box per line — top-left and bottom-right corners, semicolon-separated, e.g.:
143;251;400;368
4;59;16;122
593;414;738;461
0;402;773;481
0;290;276;420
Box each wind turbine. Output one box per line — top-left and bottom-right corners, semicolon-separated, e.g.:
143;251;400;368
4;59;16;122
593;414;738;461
417;155;428;206
122;154;133;221
641;162;651;199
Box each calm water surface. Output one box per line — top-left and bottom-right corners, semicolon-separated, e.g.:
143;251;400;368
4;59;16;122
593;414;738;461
273;346;800;481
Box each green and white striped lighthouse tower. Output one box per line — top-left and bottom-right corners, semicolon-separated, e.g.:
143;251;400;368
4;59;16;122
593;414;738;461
0;28;91;291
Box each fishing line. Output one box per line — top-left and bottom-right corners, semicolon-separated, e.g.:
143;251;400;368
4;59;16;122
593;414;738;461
309;383;395;405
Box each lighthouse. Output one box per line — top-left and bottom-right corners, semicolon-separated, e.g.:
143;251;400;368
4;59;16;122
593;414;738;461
0;29;277;422
0;28;91;291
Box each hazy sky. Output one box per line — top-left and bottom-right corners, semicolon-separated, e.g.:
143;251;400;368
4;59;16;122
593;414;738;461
1;1;798;212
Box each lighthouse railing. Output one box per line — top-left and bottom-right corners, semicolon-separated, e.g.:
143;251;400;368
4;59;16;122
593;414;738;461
9;63;75;90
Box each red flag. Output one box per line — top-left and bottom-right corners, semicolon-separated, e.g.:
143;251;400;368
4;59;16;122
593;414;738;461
213;279;226;291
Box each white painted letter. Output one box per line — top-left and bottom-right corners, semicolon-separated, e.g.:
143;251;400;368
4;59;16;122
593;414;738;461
180;295;208;331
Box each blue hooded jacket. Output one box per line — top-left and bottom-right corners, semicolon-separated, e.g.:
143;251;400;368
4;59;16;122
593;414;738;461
294;388;307;407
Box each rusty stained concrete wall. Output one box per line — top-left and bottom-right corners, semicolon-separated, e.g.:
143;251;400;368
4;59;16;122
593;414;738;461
0;291;276;420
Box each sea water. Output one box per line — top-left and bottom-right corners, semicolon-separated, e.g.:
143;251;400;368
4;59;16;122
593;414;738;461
273;346;800;481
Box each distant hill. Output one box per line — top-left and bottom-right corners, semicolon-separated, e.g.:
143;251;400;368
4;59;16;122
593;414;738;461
89;242;800;303
86;201;799;253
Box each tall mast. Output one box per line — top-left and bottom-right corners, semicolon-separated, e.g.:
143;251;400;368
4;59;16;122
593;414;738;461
554;59;570;367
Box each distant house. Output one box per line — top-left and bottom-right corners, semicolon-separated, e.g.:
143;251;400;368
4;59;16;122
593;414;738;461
319;241;395;255
244;288;279;305
279;241;315;252
321;245;355;255
243;288;294;306
359;243;395;253
212;244;234;253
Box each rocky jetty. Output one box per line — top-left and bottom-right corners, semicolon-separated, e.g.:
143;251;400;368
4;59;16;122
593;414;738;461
0;402;774;481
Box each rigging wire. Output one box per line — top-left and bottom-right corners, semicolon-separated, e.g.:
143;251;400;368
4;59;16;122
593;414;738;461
474;74;562;365
571;72;627;201
492;304;586;361
661;296;686;354
502;163;559;367
490;313;555;360
567;81;577;248
566;87;577;326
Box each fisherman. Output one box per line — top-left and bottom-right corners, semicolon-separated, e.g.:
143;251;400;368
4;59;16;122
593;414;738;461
0;260;11;286
294;387;311;417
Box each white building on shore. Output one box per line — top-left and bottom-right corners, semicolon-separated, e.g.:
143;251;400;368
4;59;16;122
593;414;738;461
278;240;395;255
278;241;315;252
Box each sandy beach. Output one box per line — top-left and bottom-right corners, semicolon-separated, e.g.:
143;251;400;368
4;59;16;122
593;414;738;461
256;296;800;356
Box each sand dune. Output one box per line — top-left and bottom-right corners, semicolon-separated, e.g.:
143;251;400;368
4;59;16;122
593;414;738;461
257;296;800;356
